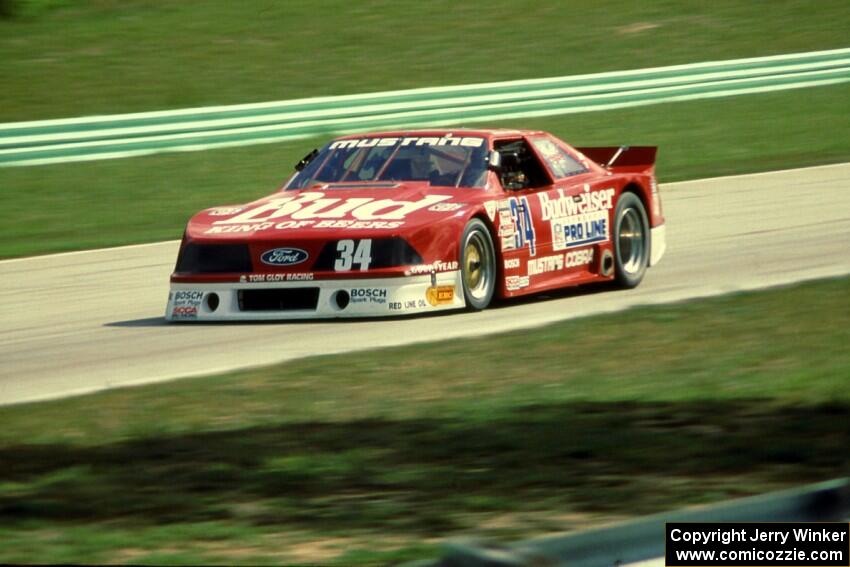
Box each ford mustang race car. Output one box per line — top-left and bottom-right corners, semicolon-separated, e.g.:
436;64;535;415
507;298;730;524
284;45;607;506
166;129;665;320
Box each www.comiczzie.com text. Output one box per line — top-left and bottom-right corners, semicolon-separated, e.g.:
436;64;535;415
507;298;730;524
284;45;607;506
665;523;849;566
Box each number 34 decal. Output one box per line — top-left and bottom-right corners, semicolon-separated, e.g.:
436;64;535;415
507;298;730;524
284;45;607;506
334;239;373;271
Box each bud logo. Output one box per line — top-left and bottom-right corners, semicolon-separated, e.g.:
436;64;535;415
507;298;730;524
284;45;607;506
261;248;309;266
214;192;452;224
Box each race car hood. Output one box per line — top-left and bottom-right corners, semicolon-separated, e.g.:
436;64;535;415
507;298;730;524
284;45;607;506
186;182;474;241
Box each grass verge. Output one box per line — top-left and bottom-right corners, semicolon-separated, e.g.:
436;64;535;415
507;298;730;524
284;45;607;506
2;82;849;259
1;276;848;564
1;1;848;121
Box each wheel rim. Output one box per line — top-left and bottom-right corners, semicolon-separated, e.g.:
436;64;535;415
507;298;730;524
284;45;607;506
618;207;646;274
463;230;493;301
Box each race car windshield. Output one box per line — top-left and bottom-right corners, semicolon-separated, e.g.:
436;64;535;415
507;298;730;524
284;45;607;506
285;136;489;189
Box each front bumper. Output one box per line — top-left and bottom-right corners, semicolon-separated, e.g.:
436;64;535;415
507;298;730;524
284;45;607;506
165;271;464;321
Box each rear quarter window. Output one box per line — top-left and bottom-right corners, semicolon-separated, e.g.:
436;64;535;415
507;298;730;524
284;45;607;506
531;137;587;178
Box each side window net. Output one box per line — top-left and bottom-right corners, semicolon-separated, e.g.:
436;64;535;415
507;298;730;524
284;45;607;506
494;139;551;190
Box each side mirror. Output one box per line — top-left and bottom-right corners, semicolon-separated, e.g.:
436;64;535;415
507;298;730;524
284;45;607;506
487;150;502;170
295;149;319;171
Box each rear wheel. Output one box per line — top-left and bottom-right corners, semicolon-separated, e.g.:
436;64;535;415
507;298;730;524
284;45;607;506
460;219;496;310
614;192;650;288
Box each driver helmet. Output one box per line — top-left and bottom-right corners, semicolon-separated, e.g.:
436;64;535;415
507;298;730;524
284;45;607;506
409;147;438;180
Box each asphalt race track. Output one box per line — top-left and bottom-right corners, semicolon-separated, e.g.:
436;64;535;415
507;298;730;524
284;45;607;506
2;163;849;406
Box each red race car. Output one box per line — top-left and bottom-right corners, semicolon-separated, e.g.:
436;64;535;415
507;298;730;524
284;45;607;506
166;129;665;321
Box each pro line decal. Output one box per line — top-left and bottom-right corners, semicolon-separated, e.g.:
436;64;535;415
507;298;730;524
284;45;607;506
539;186;615;251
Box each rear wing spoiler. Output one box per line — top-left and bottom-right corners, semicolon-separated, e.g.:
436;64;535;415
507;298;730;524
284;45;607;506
575;146;657;175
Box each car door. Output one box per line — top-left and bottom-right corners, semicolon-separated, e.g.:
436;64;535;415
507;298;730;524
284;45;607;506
524;134;615;286
489;136;556;294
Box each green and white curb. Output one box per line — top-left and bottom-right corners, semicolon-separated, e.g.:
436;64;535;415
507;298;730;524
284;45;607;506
1;47;849;167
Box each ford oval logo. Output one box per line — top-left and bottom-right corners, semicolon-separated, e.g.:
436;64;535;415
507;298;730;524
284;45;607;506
261;247;309;266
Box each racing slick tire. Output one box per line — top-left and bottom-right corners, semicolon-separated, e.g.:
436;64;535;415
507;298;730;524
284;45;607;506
460;218;496;311
613;191;650;288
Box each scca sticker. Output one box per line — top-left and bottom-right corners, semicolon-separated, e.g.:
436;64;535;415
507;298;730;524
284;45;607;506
172;290;203;319
171;305;198;319
505;275;529;291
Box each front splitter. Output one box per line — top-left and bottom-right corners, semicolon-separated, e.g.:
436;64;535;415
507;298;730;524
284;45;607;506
165;271;465;321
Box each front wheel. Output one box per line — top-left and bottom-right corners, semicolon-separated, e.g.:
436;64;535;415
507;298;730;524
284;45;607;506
460;219;496;310
613;192;650;288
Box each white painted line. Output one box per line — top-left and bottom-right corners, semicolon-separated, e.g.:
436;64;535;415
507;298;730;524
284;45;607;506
667;160;850;184
0;240;181;264
623;558;663;567
9;264;850;408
